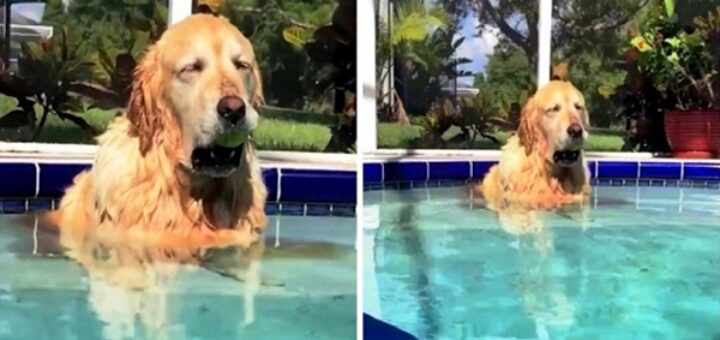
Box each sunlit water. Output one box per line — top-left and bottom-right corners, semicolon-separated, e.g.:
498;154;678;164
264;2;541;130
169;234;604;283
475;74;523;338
0;214;355;340
364;185;720;340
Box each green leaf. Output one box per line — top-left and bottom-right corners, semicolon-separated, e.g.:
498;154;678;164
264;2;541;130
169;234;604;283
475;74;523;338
131;31;150;57
664;0;675;18
282;26;311;49
631;36;653;52
664;36;681;48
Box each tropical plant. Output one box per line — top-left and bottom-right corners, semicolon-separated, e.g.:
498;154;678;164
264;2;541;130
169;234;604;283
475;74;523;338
694;5;720;108
41;0;168;111
609;1;720;152
627;0;717;111
0;26;96;140
457;92;508;148
376;0;450;122
303;0;356;152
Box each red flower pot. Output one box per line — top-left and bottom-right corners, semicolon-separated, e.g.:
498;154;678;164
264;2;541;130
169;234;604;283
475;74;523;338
664;110;720;158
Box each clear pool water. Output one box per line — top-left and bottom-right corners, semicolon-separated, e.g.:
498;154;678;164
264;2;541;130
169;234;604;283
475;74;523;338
364;185;720;340
0;214;355;340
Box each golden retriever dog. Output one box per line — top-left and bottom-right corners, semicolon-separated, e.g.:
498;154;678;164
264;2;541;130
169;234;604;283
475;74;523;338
46;14;266;247
476;80;591;210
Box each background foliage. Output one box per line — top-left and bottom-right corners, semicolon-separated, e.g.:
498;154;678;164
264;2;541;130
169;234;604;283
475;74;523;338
379;0;719;151
0;0;354;152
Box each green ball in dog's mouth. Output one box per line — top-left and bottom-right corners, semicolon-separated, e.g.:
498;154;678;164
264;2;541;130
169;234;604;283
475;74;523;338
215;130;250;148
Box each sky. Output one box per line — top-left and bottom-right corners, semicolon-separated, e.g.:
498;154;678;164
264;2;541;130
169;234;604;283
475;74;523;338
452;9;529;87
10;3;46;23
453;13;500;86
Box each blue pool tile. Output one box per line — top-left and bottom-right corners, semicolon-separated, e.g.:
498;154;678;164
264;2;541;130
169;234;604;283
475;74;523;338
280;169;355;204
264;202;279;215
597;161;638;178
639;162;681;179
262;168;279;202
279;203;304;216
383;162;427;182
429;161;471;180
439;179;467;187
471;161;496;179
596;178;611;186
1;199;27;214
426;180;441;188
0;163;37;197
364;183;384;191
398;182;413;190
38;163;91;197
683;163;720;180
691;181;708;188
364;163;383;183
383;182;399;190
306;203;331;216
587;161;597;178
410;181;427;188
332;204;356;217
29;198;53;211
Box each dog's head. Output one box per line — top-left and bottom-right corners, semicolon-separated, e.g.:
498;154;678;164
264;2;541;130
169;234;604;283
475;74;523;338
517;81;589;167
126;14;263;177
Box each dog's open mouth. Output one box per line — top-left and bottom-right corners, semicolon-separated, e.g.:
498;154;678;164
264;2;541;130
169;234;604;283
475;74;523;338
553;150;581;166
191;144;244;177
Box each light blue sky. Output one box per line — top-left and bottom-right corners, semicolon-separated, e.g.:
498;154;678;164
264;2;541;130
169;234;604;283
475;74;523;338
453;9;528;86
10;3;46;22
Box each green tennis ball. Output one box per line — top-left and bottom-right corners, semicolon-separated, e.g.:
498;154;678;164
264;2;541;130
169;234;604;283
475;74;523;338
216;130;249;148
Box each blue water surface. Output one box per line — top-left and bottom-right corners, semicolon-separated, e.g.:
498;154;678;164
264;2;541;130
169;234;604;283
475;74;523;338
0;214;355;340
364;185;720;340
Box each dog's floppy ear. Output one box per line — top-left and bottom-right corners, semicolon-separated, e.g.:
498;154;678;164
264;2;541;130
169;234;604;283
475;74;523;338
250;60;264;107
517;97;544;156
126;46;169;155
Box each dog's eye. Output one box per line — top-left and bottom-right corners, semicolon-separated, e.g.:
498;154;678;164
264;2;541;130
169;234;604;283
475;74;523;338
233;60;251;70
180;61;204;73
546;104;561;113
575;103;585;111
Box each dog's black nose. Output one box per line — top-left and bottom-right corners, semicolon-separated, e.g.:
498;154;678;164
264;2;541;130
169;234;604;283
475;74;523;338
567;123;583;139
217;96;246;125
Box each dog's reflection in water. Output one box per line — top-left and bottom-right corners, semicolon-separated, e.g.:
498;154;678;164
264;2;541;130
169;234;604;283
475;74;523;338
33;216;267;340
473;191;591;331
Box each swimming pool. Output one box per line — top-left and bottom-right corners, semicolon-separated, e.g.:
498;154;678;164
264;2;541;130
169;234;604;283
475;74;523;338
363;184;720;339
0;214;356;339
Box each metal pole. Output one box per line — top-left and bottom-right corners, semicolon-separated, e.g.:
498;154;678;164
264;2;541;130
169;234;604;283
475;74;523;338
3;0;11;65
168;0;193;25
537;0;553;87
357;0;378;153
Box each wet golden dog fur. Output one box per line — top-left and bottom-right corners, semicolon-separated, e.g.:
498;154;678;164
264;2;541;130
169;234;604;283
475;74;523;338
475;80;591;210
45;14;267;247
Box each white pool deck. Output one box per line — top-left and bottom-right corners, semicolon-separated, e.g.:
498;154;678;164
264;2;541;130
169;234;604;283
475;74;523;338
2;142;720;171
0;142;357;170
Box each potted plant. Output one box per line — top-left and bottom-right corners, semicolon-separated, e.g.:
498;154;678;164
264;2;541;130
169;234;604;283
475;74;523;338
627;0;719;158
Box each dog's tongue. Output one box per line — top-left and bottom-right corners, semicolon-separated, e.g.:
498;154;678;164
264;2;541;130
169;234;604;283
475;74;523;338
191;144;243;175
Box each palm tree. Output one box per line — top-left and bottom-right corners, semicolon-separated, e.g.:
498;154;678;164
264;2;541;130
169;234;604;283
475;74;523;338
377;0;449;124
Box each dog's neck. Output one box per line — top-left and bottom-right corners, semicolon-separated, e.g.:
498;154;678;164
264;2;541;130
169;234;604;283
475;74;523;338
546;157;588;194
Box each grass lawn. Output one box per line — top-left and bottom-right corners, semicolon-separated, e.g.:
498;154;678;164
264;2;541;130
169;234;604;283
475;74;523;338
33;109;333;152
0;95;625;152
378;123;625;151
0;96;334;152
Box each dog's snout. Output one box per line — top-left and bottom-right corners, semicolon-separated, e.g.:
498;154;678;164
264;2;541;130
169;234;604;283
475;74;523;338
217;96;246;125
567;123;583;139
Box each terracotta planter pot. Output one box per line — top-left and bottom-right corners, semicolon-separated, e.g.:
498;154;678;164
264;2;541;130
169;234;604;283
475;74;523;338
664;110;720;158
